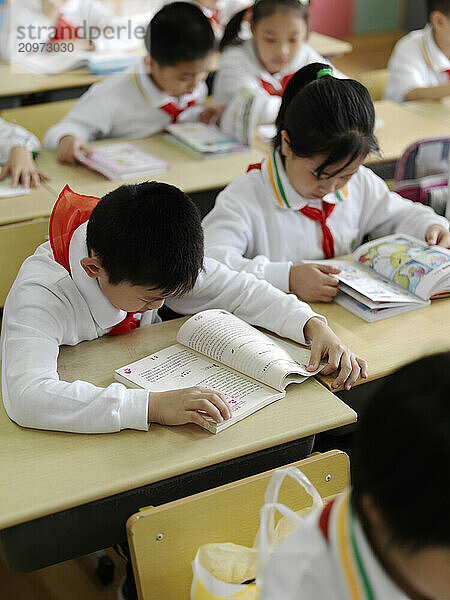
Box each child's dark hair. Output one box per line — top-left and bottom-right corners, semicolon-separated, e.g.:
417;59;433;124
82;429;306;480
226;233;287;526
352;351;450;552
426;0;450;16
275;63;379;178
145;2;215;66
220;0;309;52
86;182;204;296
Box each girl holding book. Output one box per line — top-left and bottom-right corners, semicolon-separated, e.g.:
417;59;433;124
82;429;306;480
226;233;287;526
213;0;345;124
203;63;450;303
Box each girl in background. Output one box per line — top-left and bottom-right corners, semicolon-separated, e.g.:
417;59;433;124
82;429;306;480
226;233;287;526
203;64;450;303
213;0;345;123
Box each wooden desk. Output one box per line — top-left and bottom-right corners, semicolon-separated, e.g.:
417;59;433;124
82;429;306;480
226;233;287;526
368;101;450;165
0;62;101;107
0;185;54;304
311;298;450;391
0;317;355;570
37;135;268;198
402;99;450;127
308;31;352;58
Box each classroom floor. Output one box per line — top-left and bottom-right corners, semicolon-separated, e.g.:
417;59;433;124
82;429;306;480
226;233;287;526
0;549;126;600
0;30;404;599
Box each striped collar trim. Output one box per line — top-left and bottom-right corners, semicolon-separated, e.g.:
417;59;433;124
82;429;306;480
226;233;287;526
265;150;348;210
421;24;450;73
333;492;376;600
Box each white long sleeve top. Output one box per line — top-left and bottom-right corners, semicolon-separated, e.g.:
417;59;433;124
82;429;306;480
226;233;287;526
385;24;450;103
43;57;208;148
213;38;345;123
261;491;410;600
202;150;449;292
1;221;323;434
0;0;118;61
0;117;41;164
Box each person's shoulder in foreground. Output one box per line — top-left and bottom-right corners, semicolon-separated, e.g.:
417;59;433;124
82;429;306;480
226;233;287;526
261;350;450;600
1;180;367;434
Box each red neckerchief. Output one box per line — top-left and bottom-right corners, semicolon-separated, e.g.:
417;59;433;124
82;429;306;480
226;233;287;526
49;185;140;336
160;99;197;123
443;69;450;80
50;15;79;41
259;73;294;97
246;161;336;258
299;203;336;259
318;498;336;542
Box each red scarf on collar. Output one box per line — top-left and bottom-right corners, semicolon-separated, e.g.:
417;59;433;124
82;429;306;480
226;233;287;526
49;185;141;335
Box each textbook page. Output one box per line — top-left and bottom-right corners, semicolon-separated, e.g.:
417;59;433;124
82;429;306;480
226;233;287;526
352;234;450;300
0;178;31;197
176;309;322;391
114;345;283;433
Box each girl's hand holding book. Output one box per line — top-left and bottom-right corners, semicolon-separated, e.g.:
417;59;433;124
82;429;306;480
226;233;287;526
303;317;368;391
425;224;450;248
148;386;231;428
289;263;341;303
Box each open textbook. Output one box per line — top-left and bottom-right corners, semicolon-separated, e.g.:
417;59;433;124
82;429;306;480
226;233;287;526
14;50;138;75
75;142;169;180
115;309;324;433
165;88;263;158
309;234;450;321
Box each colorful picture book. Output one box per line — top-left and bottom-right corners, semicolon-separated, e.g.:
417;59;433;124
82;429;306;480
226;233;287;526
166;88;262;159
310;234;450;322
114;309;323;433
76;142;169;180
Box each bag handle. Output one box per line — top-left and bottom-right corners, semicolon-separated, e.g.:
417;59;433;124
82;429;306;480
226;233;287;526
261;466;323;544
254;467;323;579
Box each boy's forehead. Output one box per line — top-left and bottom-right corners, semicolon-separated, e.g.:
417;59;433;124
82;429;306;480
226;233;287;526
169;55;212;74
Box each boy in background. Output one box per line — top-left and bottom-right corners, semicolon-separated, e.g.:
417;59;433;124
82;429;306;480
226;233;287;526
385;0;450;102
1;181;367;434
262;351;450;600
43;3;219;164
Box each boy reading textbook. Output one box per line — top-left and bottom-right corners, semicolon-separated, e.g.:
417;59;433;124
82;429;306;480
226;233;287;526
115;309;324;433
1;181;367;435
308;234;450;321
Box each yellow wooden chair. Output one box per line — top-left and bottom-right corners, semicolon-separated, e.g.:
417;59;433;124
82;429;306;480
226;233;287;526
127;449;350;600
358;69;389;101
1;99;76;141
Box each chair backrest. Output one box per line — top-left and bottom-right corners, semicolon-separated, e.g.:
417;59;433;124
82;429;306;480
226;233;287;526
1;99;76;141
358;69;388;101
127;450;350;600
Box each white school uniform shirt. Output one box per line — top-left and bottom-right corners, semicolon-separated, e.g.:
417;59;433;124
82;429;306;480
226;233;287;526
0;117;40;164
43;57;208;148
261;491;410;600
1;221;323;434
0;0;117;61
202;150;449;292
213;38;346;124
385;24;450;103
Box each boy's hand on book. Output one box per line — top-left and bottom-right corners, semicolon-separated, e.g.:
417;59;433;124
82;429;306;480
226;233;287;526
199;104;226;125
57;135;93;165
426;225;450;248
289;264;341;303
304;317;368;390
147;386;232;428
0;146;50;189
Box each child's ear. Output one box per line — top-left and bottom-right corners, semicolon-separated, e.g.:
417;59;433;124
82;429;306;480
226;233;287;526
430;10;445;32
80;256;104;279
280;130;292;159
144;54;152;74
